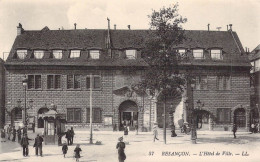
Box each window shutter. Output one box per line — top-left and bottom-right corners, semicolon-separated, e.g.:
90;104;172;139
86;76;90;89
94;76;101;89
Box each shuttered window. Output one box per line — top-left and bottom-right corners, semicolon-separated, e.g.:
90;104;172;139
195;75;208;90
47;75;61;89
86;75;101;89
86;108;102;123
28;75;41;89
67;75;81;89
217;75;231;90
217;108;231;123
67;108;81;122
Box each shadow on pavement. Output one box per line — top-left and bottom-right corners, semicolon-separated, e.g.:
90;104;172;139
197;135;257;145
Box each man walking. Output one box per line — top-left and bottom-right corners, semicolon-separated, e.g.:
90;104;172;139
17;127;22;143
34;134;44;156
20;133;29;157
12;126;16;142
232;124;237;139
65;129;71;145
70;127;75;145
7;125;11;140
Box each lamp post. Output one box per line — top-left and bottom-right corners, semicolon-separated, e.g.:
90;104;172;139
21;77;33;130
257;104;259;127
189;81;196;144
169;103;177;137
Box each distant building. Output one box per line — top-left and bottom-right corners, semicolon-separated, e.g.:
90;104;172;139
249;44;260;124
0;59;5;128
4;23;251;131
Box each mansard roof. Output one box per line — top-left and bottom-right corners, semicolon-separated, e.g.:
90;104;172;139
5;28;250;68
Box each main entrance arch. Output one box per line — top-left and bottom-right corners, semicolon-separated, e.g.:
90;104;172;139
119;100;138;130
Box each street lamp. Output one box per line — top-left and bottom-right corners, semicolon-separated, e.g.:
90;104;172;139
22;76;28;128
190;81;197;144
169;103;177;137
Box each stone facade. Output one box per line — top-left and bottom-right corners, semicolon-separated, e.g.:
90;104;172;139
5;68;154;131
4;25;251;131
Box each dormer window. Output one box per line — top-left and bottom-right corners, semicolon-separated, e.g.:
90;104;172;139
33;50;44;59
16;50;27;59
126;49;136;59
89;50;100;59
177;49;186;57
193;49;204;59
210;49;223;60
53;50;62;59
70;50;80;58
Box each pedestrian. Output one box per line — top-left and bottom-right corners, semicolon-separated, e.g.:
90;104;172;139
20;133;29;157
33;134;44;157
17;127;22;143
256;123;260;133
232;124;237;139
4;124;8;139
134;122;138;135
12;126;16;142
1;129;6;142
70;127;75;145
32;123;35;133
23;126;27;135
7;124;11;140
116;136;126;162
153;125;159;142
123;125;128;142
74;144;82;162
62;141;68;158
65;129;71;145
251;123;255;133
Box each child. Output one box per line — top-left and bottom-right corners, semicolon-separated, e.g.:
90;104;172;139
74;144;82;162
1;129;6;142
62;141;68;158
123;125;128;142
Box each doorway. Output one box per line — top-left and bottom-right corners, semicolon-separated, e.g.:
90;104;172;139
234;108;246;128
119;100;138;131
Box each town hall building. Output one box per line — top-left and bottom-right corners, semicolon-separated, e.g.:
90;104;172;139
4;23;251;132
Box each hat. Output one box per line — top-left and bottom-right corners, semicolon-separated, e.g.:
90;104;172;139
118;136;123;141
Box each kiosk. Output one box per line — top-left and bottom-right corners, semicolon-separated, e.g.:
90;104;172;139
42;109;66;145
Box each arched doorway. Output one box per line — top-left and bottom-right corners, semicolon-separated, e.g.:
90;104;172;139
119;100;138;130
38;107;49;128
11;107;23;126
234;108;246;128
195;110;215;130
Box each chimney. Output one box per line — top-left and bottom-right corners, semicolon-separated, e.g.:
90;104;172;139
106;17;112;57
74;23;77;30
17;23;24;36
127;25;131;30
229;24;232;31
114;24;116;30
207;24;210;31
227;25;229;31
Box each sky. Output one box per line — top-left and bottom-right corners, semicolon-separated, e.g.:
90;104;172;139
0;0;259;60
